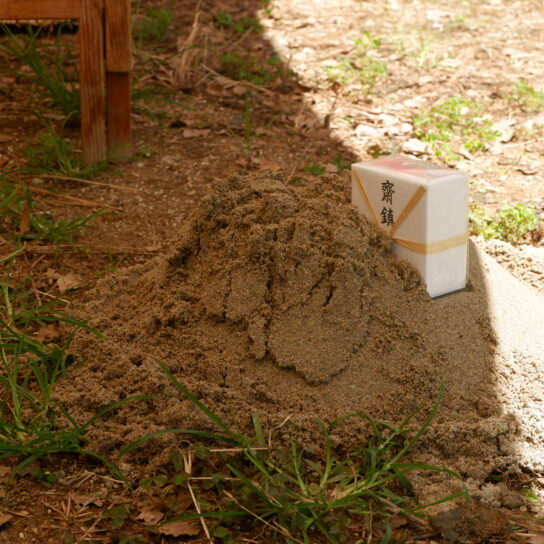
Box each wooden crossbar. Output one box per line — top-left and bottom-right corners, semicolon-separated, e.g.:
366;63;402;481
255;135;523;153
0;0;131;164
0;0;80;20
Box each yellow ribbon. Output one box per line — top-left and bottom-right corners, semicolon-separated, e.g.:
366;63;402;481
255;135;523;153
351;168;380;226
352;169;467;256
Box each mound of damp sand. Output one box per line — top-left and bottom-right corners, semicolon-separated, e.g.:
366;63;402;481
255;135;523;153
57;171;544;492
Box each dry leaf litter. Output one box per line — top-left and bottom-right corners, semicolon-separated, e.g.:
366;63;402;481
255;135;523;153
57;172;544;501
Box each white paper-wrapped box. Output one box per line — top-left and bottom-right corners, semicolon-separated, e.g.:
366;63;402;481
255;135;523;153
351;156;468;298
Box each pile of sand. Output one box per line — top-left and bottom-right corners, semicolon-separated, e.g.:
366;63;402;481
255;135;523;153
57;171;544;496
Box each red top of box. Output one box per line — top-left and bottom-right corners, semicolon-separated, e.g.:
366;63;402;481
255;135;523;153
367;156;457;181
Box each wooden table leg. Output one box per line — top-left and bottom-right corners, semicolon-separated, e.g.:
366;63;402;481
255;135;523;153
106;72;131;157
79;0;106;164
105;0;131;157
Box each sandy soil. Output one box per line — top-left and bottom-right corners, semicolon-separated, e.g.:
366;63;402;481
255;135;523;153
54;172;544;512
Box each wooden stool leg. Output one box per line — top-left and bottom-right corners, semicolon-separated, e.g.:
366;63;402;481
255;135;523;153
105;0;132;157
79;0;106;164
106;72;131;157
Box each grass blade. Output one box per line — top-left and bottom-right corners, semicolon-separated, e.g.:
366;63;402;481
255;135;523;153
157;360;235;438
119;428;238;458
80;395;151;432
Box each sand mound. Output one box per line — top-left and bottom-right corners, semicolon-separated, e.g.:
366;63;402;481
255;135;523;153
57;171;544;489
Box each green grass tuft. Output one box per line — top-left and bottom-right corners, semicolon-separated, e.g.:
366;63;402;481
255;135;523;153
22;122;110;178
133;6;175;45
220;51;287;86
214;10;263;34
122;363;468;543
413;95;500;161
470;202;541;245
323;32;387;93
0;175;106;244
0;253;149;493
0;24;79;118
507;79;544;113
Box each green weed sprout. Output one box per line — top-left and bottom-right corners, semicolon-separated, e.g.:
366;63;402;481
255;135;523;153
214;10;263;34
133;7;175;45
413;96;499;160
22;121;109;178
470;202;541;244
220;51;286;86
323;32;387;93
121;363;468;543
0;176;106;244
303;164;326;176
0;24;79;118
508;80;544;113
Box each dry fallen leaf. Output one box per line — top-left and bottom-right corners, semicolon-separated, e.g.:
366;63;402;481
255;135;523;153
258;160;282;172
491;119;516;143
517;161;539;176
70;493;104;508
137;507;164;525
176;492;192;513
232;84;246;96
45;268;59;280
158;520;200;537
528;533;544;544
391;514;409;528
0;513;13;528
0;134;11;143
355;124;380;138
136;496;165;525
56;273;82;294
402;138;428;155
0;467;12;485
182;128;210;138
18;460;40;477
35;323;62;344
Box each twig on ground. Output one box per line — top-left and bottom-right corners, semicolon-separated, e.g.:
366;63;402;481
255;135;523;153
208;447;268;453
34;174;142;192
24;244;160;255
223;490;304;544
26;185;121;210
187;478;212;542
201;64;277;96
32;288;69;303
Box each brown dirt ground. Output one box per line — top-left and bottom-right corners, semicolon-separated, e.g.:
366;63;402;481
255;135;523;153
0;0;543;542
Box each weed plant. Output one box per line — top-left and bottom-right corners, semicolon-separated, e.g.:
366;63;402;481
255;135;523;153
0;255;146;489
214;10;289;87
131;83;187;124
0;24;79;118
22;122;109;178
303;164;326;176
122;363;468;543
470;202;541;244
214;10;263;35
323;33;387;93
507;80;544;113
0;176;105;244
133;7;175;45
22;208;106;245
413;96;499;161
221;51;286;86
